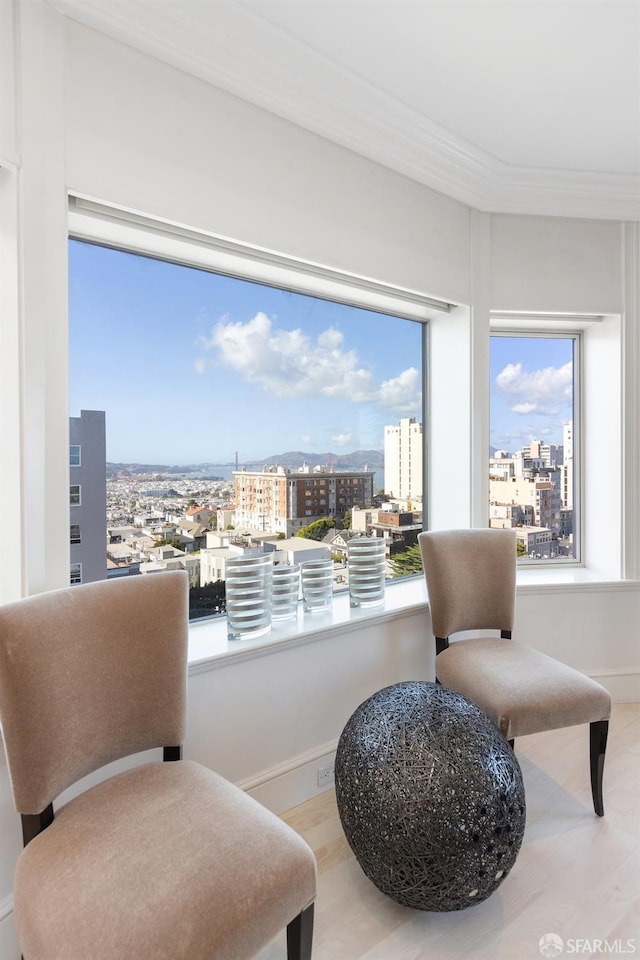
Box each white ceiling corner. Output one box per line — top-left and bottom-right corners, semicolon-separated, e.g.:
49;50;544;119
47;0;640;220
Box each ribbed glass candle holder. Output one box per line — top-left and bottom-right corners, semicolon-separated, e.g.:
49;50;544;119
271;564;300;622
347;537;386;608
225;554;273;641
300;558;334;614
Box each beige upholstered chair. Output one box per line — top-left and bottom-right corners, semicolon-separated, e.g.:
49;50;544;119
0;571;316;960
418;528;611;816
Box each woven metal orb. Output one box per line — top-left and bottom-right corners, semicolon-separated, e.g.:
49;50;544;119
335;681;525;912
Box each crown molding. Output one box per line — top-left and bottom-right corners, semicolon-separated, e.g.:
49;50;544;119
49;0;640;222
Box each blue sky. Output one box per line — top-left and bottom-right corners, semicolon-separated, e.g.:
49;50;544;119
69;241;573;463
69;240;423;463
490;335;573;452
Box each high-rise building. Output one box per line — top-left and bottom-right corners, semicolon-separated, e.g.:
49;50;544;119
69;410;107;585
384;417;423;501
233;465;374;537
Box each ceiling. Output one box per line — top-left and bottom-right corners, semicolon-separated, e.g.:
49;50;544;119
48;0;640;220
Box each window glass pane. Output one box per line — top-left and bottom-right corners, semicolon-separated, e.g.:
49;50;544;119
69;239;425;619
69;444;81;466
69;484;81;506
70;523;81;544
70;563;82;584
490;334;576;561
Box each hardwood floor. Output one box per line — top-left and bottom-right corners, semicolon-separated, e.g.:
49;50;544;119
257;703;640;960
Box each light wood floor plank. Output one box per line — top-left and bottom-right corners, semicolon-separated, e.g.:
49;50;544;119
256;702;640;960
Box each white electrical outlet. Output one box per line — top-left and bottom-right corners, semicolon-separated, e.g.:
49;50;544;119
317;764;335;787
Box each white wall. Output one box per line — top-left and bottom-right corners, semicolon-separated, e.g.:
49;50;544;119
64;21;472;307
0;3;639;956
490;214;624;314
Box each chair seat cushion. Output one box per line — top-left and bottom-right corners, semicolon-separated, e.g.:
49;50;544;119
14;760;316;960
436;638;611;740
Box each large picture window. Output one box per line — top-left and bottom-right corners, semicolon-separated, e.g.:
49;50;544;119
490;333;578;562
69;237;427;618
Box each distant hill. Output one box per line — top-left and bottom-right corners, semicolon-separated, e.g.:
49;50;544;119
258;450;383;471
106;449;383;477
106;463;226;477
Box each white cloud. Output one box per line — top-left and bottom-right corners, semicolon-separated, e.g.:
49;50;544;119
197;312;421;413
332;430;353;447
495;361;572;416
378;367;421;413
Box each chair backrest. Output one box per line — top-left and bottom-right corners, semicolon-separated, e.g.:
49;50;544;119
0;570;189;815
418;529;516;641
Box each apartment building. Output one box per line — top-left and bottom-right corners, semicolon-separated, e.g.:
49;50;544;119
384;418;423;502
489;475;562;534
233;466;374;537
69;410;107;586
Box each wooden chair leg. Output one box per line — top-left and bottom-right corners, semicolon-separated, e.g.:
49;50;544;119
287;903;314;960
590;719;608;817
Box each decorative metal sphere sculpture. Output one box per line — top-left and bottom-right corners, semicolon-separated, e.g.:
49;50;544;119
335;681;526;911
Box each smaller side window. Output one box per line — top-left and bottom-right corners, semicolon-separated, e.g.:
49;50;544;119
70;484;81;506
70;523;82;544
70;563;82;585
490;332;577;563
69;444;81;466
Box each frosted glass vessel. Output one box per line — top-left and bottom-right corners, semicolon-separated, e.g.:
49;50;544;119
300;558;334;614
271;564;300;622
225;554;273;641
348;537;386;608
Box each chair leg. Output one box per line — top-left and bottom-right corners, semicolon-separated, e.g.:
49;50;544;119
287;903;314;960
590;719;608;817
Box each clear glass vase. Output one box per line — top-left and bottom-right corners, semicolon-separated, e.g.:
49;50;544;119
271;564;301;622
347;537;386;608
300;558;334;614
225;554;273;640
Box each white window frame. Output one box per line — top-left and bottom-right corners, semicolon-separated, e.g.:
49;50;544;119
69;444;81;467
66;198;448;614
54;198;633;670
70;484;81;506
70;523;81;544
70;562;82;584
491;312;624;579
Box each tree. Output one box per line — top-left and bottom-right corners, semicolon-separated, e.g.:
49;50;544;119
516;539;527;557
388;543;423;578
296;517;335;541
155;537;182;550
342;508;352;530
189;580;226;619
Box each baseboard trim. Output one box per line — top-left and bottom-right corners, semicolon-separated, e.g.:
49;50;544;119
239;739;338;815
590;667;640;703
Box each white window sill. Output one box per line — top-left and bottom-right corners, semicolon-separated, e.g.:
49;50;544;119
187;578;429;673
187;570;639;674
